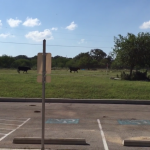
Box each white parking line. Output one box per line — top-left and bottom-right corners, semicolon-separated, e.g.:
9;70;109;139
0;118;30;141
97;119;109;150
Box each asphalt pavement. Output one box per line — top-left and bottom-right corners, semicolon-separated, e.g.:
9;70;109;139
0;101;150;150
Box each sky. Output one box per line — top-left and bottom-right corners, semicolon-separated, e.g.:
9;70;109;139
0;0;150;58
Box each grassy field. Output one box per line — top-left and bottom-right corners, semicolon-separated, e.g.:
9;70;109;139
0;69;150;99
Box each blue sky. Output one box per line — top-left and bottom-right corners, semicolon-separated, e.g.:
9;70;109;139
0;0;150;58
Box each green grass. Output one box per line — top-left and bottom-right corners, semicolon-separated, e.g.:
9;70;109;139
0;69;150;99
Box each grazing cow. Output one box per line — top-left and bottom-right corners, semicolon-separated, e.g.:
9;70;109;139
18;66;31;73
69;67;80;73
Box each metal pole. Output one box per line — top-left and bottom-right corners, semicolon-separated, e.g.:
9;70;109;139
41;39;46;150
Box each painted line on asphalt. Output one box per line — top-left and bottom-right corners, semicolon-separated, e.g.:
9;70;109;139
0;118;30;141
97;119;109;150
0;123;18;126
0;119;24;122
0;117;29;120
0;128;13;130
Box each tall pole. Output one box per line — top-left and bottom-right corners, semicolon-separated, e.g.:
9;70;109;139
41;39;46;150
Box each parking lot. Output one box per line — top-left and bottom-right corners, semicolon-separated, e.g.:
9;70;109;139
0;102;150;150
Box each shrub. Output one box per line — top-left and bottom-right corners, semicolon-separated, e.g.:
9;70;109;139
116;74;119;78
148;75;150;80
121;71;130;80
121;70;149;81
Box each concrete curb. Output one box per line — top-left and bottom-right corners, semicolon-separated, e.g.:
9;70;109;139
13;137;87;145
0;97;150;105
123;140;150;147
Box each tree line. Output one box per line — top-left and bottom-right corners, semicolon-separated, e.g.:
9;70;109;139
0;49;112;70
0;32;150;77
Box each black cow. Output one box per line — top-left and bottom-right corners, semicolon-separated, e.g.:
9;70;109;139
18;66;31;73
69;67;80;73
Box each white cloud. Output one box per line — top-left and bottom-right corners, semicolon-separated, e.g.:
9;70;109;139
78;39;86;44
7;18;22;27
140;20;150;29
51;27;58;31
0;33;15;38
25;29;53;42
0;20;2;28
66;21;77;30
23;17;41;27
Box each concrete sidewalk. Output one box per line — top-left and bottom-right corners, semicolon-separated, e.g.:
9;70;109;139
0;97;150;105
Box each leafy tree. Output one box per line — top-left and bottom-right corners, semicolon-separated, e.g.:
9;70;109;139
52;55;71;68
65;58;75;68
15;55;29;60
99;59;108;68
31;59;37;69
31;55;37;59
11;59;31;68
113;32;150;77
99;55;113;68
0;55;15;68
90;49;107;61
73;52;92;69
106;55;113;65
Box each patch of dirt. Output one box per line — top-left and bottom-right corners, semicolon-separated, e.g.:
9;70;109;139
105;134;122;145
